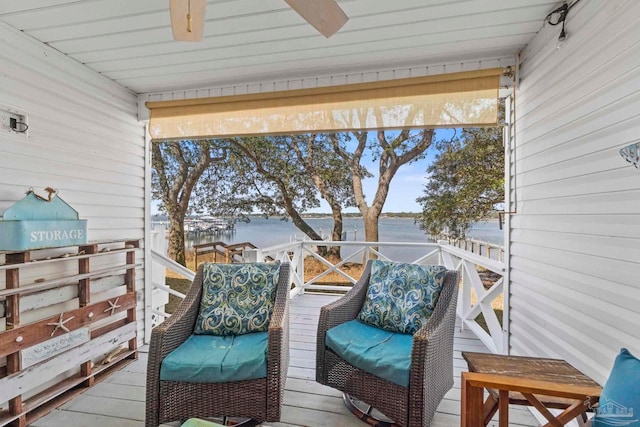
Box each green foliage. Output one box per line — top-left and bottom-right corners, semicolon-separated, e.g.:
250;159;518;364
221;136;327;217
151;139;230;265
183;135;357;249
416;125;504;240
152;139;229;216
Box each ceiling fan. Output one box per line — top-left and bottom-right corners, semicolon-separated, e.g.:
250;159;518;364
170;0;349;42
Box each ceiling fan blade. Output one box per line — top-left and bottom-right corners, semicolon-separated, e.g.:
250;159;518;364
284;0;348;38
170;0;206;42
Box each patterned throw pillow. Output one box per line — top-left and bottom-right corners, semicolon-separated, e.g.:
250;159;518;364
357;260;447;335
194;261;280;336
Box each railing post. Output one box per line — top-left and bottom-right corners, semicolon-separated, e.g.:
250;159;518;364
437;240;448;266
297;242;305;294
148;230;168;342
244;248;263;262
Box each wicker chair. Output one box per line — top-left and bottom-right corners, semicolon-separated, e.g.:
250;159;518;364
145;262;290;427
316;261;459;427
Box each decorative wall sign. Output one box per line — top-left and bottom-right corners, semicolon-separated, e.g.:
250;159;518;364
0;187;87;251
0;291;137;358
0;323;136;404
620;141;640;170
21;327;90;368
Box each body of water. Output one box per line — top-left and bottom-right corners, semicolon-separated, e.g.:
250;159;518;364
172;217;504;262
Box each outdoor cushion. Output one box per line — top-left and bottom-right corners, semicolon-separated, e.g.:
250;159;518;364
160;332;268;383
357;260;447;334
325;319;412;387
194;261;280;336
592;348;640;427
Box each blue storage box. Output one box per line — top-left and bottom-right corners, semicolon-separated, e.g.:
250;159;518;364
0;189;87;251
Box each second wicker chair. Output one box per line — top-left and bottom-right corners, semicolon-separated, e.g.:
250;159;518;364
316;260;459;427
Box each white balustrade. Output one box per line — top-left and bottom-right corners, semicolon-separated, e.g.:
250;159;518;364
148;239;507;354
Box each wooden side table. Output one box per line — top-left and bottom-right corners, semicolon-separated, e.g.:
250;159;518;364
461;352;602;427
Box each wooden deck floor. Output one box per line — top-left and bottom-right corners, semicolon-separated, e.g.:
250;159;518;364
31;294;538;427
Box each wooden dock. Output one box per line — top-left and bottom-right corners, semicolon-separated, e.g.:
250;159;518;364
31;294;538;427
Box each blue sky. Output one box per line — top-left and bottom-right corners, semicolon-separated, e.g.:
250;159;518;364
311;144;438;214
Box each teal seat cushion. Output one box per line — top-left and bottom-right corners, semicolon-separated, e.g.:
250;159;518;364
160;333;268;383
593;348;640;427
326;319;412;387
358;260;447;334
194;261;280;336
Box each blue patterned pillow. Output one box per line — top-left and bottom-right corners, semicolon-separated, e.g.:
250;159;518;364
194;261;280;336
357;260;447;335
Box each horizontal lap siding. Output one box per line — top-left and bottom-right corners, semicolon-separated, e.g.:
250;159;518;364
0;22;147;343
511;0;640;384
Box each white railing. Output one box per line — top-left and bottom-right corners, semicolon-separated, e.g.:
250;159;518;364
440;244;507;354
148;248;193;335
430;234;505;262
151;249;195;282
260;240;441;297
149;240;507;354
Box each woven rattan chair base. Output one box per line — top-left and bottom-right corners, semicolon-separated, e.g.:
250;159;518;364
343;393;399;427
158;379;268;423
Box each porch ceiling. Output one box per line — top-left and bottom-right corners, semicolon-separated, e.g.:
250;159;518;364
0;0;559;94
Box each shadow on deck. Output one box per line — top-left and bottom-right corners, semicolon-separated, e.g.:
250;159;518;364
31;294;538;427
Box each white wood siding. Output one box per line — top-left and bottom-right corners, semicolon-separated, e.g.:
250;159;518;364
511;0;640;384
0;21;147;343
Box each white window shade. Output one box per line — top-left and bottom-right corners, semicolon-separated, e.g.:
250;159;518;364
147;69;502;141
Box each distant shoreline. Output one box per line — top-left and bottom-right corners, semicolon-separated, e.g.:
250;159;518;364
278;213;419;219
151;212;419;222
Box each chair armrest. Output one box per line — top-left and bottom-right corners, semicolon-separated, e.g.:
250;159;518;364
267;262;290;421
148;272;203;361
316;260;372;383
269;262;290;332
317;260;372;332
409;270;460;424
145;265;204;427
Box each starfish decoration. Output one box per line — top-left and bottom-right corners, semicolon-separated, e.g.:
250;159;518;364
47;313;74;337
104;297;122;316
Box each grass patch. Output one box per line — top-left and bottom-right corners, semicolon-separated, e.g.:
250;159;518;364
474;309;504;334
165;277;192;314
303;256;363;285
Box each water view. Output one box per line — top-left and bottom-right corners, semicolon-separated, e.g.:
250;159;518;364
172;216;505;254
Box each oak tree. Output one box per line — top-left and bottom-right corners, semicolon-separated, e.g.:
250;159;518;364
331;129;435;242
222;135;357;257
416;125;504;239
151;139;227;265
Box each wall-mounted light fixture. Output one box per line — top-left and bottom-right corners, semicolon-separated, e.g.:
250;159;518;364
545;0;581;49
0;105;29;137
620;142;640;170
